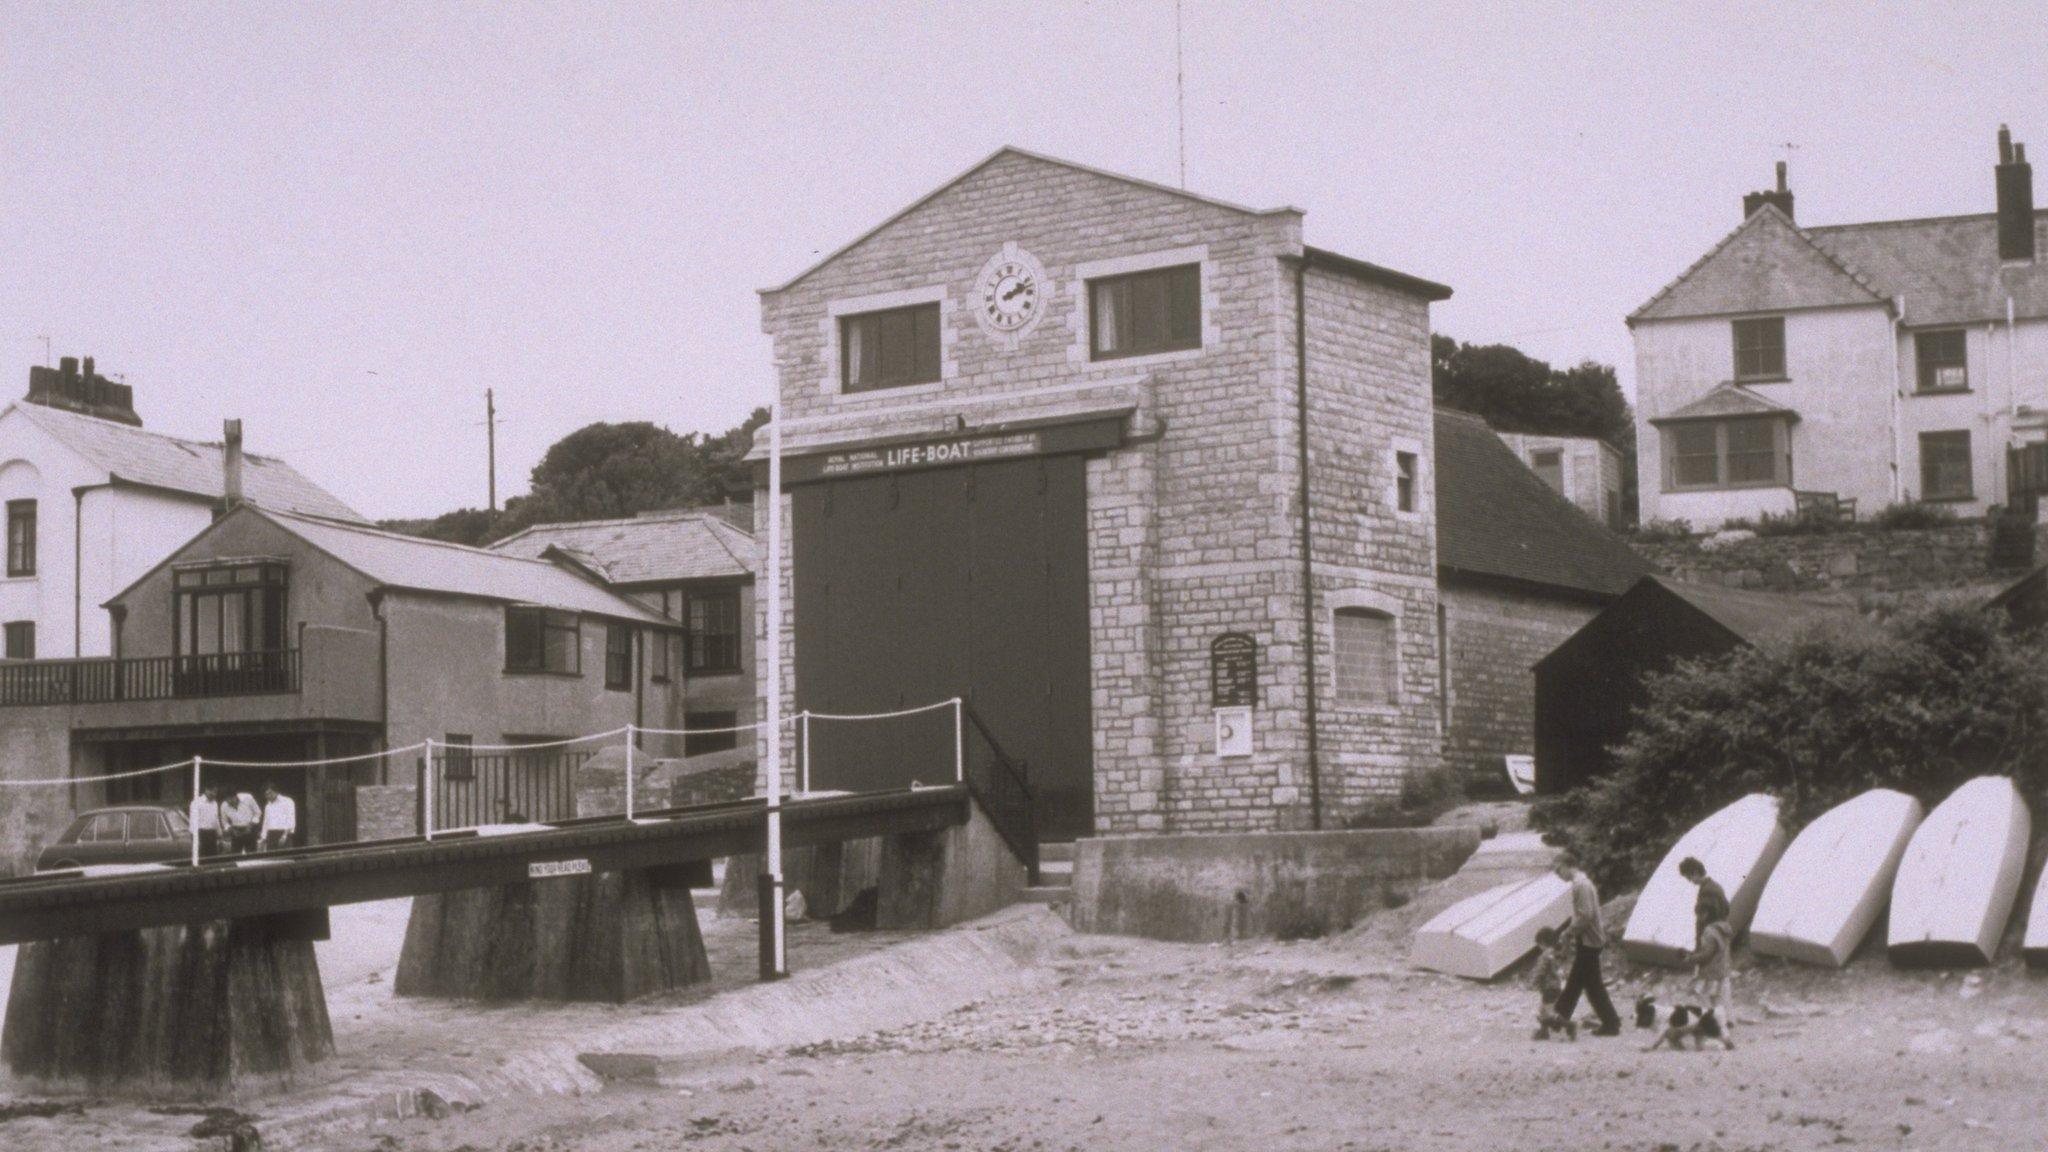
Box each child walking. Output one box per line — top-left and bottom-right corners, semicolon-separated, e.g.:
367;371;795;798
1530;925;1577;1041
1684;917;1737;1049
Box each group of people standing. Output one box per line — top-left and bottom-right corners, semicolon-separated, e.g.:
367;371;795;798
1532;851;1737;1047
187;783;297;855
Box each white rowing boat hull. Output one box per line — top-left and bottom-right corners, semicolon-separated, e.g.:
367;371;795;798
1750;789;1922;967
1889;776;2030;968
1622;793;1788;967
1410;873;1572;980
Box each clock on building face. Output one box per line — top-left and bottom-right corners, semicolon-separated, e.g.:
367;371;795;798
973;244;1047;340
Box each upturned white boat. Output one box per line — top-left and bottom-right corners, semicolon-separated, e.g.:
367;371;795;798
1889;776;2030;968
1410;873;1572;980
1749;789;1923;967
1622;793;1788;966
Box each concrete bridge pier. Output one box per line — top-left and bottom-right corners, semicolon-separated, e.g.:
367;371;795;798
718;837;884;921
1;910;333;1099
396;863;713;1003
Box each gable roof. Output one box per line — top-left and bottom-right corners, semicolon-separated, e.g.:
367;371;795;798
487;509;756;585
1643;575;1854;642
1629;205;1890;324
160;506;672;624
1433;408;1655;599
760;146;1303;295
1649;382;1800;424
11;401;365;523
1806;210;2048;327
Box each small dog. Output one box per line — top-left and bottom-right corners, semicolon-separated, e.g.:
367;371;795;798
1634;994;1658;1030
1644;1004;1734;1051
1534;1007;1578;1042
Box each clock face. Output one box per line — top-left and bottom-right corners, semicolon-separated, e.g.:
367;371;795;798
973;245;1047;340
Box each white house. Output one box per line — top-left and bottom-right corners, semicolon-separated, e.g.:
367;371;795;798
1630;127;2048;529
0;357;364;659
1493;431;1627;528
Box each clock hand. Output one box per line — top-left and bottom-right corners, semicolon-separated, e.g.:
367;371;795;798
1003;281;1032;302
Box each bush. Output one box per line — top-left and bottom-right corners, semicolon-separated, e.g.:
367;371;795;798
1632;518;1695;543
1531;606;2048;894
1747;507;1847;537
1872;500;1956;531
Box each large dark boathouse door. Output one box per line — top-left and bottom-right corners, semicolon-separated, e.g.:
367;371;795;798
792;453;1094;841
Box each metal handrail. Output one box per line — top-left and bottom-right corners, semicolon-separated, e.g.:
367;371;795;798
958;700;1040;883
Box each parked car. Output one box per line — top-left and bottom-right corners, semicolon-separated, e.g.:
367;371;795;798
34;805;192;871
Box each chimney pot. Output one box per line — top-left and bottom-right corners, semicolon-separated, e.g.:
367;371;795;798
59;356;77;377
1997;125;2036;263
221;419;246;513
1776;160;1787;193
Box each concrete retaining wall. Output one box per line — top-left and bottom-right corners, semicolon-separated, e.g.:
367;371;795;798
1070;825;1482;942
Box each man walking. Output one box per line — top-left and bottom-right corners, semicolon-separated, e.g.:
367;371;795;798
224;789;262;854
259;783;296;852
1552;851;1622;1036
1680;856;1729;944
188;785;222;858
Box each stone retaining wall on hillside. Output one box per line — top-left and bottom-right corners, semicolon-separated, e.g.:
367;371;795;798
1631;521;2039;597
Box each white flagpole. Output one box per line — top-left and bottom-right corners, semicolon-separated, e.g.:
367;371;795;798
423;738;436;841
763;394;789;979
190;756;202;866
625;725;636;820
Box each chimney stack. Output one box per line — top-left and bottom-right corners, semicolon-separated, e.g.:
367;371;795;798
1998;124;2036;263
1742;161;1795;222
221;419;245;514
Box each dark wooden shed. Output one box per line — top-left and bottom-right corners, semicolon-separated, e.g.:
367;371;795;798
1531;576;1851;794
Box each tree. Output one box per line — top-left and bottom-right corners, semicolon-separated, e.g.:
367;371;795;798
381;408;766;546
1431;334;1633;451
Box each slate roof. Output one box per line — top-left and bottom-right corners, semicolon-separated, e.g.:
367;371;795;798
487;509;756;585
1433;408;1655;599
1631;204;2048;327
214;507;673;624
1807;211;2048;327
12;401;365;523
1648;383;1800;425
1644;575;1855;642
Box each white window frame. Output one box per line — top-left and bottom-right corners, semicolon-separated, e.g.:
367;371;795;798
818;285;954;399
1067;245;1218;368
1326;587;1403;708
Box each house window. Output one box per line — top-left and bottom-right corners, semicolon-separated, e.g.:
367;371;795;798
1333;608;1397;705
1732;317;1786;380
505;607;580;674
3;621;32;660
604;623;633;691
1915;330;1968;393
442;734;474;781
1090;264;1201;360
684;710;740;757
841;303;941;393
174;563;288;656
1663;418;1790;490
1395;451;1419;513
685;588;741;674
6;500;35;577
1919;431;1973;501
1529;449;1564;495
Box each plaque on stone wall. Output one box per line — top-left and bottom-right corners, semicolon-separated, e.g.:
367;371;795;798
1210;632;1258;708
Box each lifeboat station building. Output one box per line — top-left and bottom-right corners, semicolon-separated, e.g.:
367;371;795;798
751;148;1452;842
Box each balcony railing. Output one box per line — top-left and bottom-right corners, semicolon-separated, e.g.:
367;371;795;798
0;649;301;707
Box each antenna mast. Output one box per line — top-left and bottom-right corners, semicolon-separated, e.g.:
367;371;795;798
1175;0;1187;188
486;388;498;512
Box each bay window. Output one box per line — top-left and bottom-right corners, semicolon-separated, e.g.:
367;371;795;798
1663;417;1791;490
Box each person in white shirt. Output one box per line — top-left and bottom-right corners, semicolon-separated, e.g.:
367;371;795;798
225;790;262;854
259;783;296;851
188;787;222;857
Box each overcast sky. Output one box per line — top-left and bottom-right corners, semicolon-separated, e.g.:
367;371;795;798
3;2;2043;519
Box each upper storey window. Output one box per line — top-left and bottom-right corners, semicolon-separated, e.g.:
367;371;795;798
1915;329;1968;393
6;500;34;577
841;303;941;393
1090;264;1201;360
1731;317;1786;381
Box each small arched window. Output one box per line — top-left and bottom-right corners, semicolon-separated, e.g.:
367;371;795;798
1333;607;1397;705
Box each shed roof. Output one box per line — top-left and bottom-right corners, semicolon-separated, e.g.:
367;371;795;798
1639;575;1854;642
487;509;756;585
1433;408;1654;599
167;507;674;624
12;401;365;523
